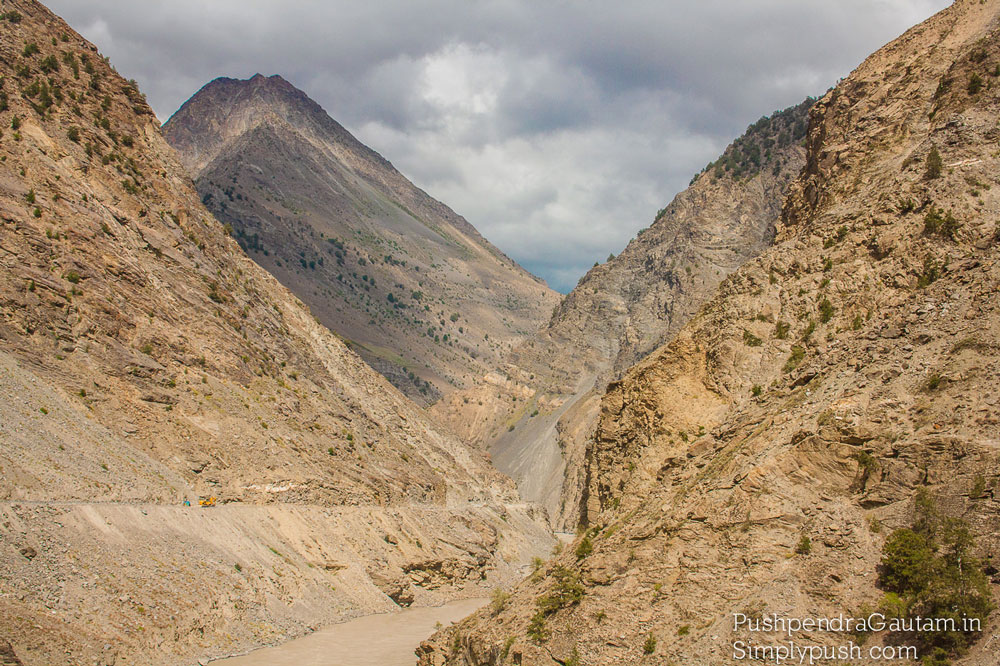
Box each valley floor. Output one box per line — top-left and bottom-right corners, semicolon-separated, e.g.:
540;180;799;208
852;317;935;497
211;597;488;666
0;501;552;666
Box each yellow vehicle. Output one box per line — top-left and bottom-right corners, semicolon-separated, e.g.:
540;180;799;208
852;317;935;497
198;496;217;507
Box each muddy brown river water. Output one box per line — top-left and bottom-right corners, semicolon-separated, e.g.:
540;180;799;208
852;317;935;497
211;598;487;666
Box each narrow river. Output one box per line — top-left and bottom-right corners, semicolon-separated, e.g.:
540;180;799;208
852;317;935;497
211;598;487;666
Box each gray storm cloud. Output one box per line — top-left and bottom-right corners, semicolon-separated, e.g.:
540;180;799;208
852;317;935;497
45;0;950;292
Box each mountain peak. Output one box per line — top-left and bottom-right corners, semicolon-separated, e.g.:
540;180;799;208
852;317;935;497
163;73;338;175
163;74;558;405
247;72;295;91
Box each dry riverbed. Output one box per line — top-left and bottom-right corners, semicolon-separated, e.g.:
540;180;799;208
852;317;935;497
210;598;488;666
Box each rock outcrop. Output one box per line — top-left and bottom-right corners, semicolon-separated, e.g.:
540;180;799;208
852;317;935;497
163;74;559;405
420;0;1000;663
433;100;812;527
0;641;23;666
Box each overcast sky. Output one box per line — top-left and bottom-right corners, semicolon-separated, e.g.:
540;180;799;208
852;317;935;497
46;1;949;292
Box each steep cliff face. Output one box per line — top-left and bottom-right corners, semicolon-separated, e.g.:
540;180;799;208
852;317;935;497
432;101;811;527
0;3;552;665
421;0;1000;663
162;75;559;405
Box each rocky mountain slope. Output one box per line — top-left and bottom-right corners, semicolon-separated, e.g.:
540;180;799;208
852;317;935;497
0;3;552;664
162;75;558;405
432;100;812;527
421;0;1000;663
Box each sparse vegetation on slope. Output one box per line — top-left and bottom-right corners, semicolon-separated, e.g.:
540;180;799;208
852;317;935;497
433;97;813;528
162;74;558;405
418;1;1000;664
0;2;552;664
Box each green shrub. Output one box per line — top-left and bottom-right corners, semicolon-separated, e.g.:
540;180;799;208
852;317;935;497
818;298;835;323
853;450;877;472
968;73;983;95
775;320;790;339
39;54;59;74
22;42;40;57
527;610;548;642
784;346;805;372
917;255;943;288
925;146;942;179
878;489;993;655
742;329;762;347
643;633;657;654
490;587;511;614
795;535;812;555
923;208;960;239
824;226;849;248
970;474;987;499
575;535;593;560
923;373;943;392
536;566;584;614
500;636;516;662
528;565;584;639
879;591;907;619
67;126;80;143
208;283;224;303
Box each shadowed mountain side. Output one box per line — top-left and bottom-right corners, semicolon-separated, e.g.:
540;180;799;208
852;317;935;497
164;74;559;405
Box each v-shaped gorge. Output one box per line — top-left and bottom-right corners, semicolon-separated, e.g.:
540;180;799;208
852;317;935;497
161;71;815;536
7;0;1000;665
431;99;813;528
